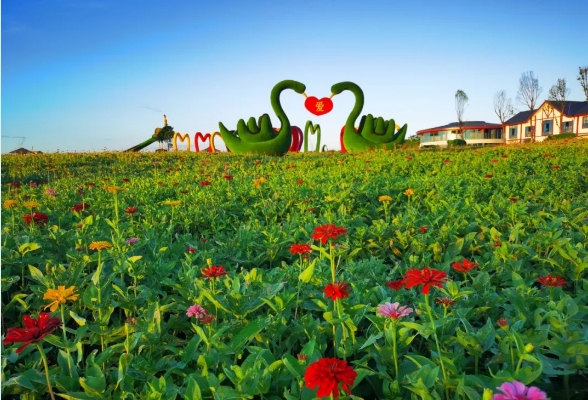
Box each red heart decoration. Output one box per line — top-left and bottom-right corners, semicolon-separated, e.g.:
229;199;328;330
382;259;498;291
304;96;334;116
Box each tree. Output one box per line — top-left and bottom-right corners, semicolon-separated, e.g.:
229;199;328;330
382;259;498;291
578;65;588;101
455;90;468;140
157;125;175;150
493;90;514;143
548;78;570;133
516;71;542;142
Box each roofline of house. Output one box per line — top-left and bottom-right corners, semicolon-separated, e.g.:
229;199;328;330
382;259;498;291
504;100;588;126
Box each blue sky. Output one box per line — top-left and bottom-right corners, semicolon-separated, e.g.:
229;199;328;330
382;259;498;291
2;0;587;152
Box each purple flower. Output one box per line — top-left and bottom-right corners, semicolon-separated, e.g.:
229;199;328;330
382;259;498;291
186;305;206;319
125;238;139;245
493;381;547;400
377;302;413;321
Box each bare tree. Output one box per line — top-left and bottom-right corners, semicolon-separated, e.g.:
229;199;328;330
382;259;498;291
578;65;588;101
494;90;514;143
455;90;468;140
516;71;542;142
548;78;570;133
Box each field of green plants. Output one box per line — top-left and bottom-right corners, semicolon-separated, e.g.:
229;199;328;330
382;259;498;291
2;142;588;400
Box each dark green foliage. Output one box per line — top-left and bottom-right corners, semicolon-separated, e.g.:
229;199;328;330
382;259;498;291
447;139;467;146
546;133;576;141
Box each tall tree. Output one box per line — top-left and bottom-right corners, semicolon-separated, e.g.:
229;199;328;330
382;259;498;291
578;65;588;101
455;90;468;140
494;90;514;143
516;71;542;142
548;78;570;133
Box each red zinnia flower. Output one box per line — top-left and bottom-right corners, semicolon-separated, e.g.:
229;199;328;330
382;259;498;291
124;207;138;214
255;161;261;164
71;203;90;212
2;313;62;354
86;182;95;187
435;298;456;307
312;224;347;244
419;226;429;234
180;190;189;194
406;157;413;161
200;181;211;186
8;182;22;188
200;266;228;280
103;178;110;181
484;174;493;178
491;159;498;163
553;165;560;170
122;178;130;182
186;246;196;254
308;207;315;212
537;275;566;288
304;358;357;399
223;175;234;180
451;259;478;273
201;314;216;324
290;244;312;255
493;241;502;247
200;238;207;243
508;198;517;203
386;280;405;291
22;212;49;226
296;179;304;185
323;281;350;300
403;267;447;295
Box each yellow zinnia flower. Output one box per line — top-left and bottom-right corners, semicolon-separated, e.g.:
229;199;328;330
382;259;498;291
3;200;18;209
43;286;79;312
378;195;393;202
89;241;113;251
24;201;41;209
165;200;181;206
253;177;267;188
404;188;415;197
107;186;125;194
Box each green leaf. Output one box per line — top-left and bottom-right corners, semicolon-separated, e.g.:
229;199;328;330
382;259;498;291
70;310;86;326
229;317;270;353
19;242;40;255
283;354;303;379
298;260;316;283
28;265;46;286
185;377;203;400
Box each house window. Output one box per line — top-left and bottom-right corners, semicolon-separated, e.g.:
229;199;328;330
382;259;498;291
562;121;573;133
583;116;588;128
543;120;553;135
509;127;518;138
525;126;533;137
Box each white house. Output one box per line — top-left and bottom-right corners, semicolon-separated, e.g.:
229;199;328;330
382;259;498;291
417;121;504;147
504;100;588;143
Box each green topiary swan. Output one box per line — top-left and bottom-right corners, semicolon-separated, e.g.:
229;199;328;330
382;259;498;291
219;80;306;155
331;81;407;152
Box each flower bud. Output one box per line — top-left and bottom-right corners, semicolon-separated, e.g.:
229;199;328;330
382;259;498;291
482;389;493;400
524;343;534;353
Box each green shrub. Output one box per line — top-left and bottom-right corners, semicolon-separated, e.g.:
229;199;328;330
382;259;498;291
546;133;576;141
447;139;467;146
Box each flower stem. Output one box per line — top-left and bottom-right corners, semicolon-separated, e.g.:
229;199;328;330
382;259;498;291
35;342;56;400
424;294;447;381
96;250;104;352
60;304;73;377
329;243;335;283
391;320;399;378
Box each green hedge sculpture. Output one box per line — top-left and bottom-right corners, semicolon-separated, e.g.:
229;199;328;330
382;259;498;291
331;81;407;152
219;80;306;155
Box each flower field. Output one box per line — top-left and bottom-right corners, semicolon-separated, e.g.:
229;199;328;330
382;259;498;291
2;142;588;400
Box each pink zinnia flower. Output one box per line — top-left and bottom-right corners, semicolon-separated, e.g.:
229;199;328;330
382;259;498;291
377;302;413;321
125;238;139;245
186;305;206;319
492;381;546;400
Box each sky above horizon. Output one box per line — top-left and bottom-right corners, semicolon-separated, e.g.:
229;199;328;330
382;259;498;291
2;0;587;153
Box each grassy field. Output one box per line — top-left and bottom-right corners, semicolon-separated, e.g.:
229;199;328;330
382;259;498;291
1;142;588;399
